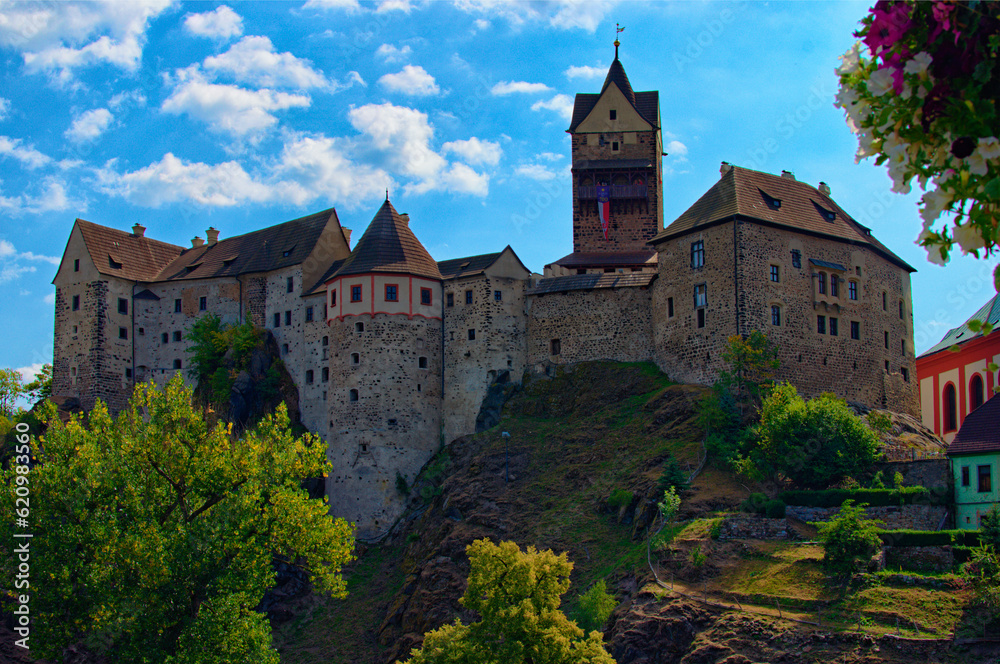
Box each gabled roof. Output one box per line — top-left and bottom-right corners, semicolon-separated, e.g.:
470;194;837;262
649;166;915;272
919;293;1000;358
568;56;659;132
437;246;532;280
948;394;1000;456
73;220;183;282
333;199;442;281
548;250;656;269
527;272;656;295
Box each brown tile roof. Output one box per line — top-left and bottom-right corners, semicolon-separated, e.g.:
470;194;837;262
919;293;1000;358
649;166;915;273
438;252;502;280
334;199;442;281
74;219;184;282
155;208;343;282
568;57;658;132
603;57;636;107
549;250;656;268
527;272;656;295
948;394;1000;456
304;259;347;296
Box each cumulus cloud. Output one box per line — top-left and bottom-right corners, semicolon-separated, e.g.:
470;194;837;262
666;139;689;158
564;64;605;79
303;0;361;11
442;137;502;166
376;43;412;63
531;94;574;121
538;152;561;161
514;163;562;181
108;89;146;110
0;136;51;169
490;80;551;95
65;108;113;143
376;0;413;12
0;238;62;283
378;65;440;96
450;0;615;32
0;97;9;121
203;35;330;90
184;5;244;39
270;134;393;205
43;292;55;305
0;178;79;216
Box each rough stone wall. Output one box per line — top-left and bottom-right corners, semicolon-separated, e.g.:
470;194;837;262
525;285;654;368
874;459;950;491
884;545;954;573
571;129;662;253
442;275;527;442
718;515;787;540
244;275;267;328
651;222;737;385
786;504;947;531
326;313;442;538
299;292;331;440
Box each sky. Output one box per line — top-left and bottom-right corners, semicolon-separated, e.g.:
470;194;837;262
0;0;997;386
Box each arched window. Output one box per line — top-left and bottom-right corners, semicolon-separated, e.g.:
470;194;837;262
971;373;985;411
818;272;827;295
943;383;958;432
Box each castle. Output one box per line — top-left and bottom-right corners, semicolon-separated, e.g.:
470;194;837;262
51;50;919;537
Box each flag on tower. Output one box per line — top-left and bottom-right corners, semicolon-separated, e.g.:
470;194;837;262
597;184;611;240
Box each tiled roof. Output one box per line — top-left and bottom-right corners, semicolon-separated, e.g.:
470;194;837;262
304;259;347;296
74;220;183;282
549;251;656;268
809;258;847;271
334;199;442;281
602;57;636;107
438;252;502;280
155;208;342;282
919;293;1000;358
568;57;658;132
948;394;1000;455
527;272;656;295
649;166;915;273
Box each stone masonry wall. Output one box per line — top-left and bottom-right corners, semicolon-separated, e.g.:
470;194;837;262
718;515;787;540
884;545;954;573
525;285;654;368
786;504;947;531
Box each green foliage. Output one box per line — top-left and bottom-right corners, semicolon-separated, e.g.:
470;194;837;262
964;545;1000;620
764;499;786;519
981;505;1000;550
0;367;23;417
690;545;707;567
879;529;980;547
658;487;681;524
607;488;634;510
741;492;768;515
403;539;614;664
892;471;905;490
396;470;410;496
739;384;883;489
864;411;892;437
870;470;886;489
22;363;52;405
718;330;779;422
779;487;935;508
817;500;884;574
0;376;355;663
186;315;264;405
258;364;282;403
657;454;688;492
575;580;617;633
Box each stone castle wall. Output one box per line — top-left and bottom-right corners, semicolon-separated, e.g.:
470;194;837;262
786;504;947;531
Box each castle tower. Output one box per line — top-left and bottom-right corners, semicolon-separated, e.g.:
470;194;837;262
547;41;663;275
323;199;443;537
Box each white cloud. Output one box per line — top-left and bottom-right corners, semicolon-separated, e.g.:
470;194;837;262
450;0;615;32
538;152;562;161
108;89;146;110
438;163;488;196
0;178;78;215
376;43;412;63
43;292;55;305
0;238;61;284
564;64;605;79
0;0;173;83
0;136;51;169
303;0;361;11
0;97;9;120
376;0;413;12
378;65;440;96
666;140;688;158
15;362;46;383
65;108;113;143
101;153;271;207
531;94;574;121
203;36;330;90
442;137;502;166
184;5;244;40
271;134;393;205
514;163;561;181
473;18;489;30
490;80;551;95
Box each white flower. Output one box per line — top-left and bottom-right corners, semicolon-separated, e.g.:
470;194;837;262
903;52;932;77
867;68;895;96
954;222;987;254
978;137;1000;160
925;244;949;266
920;186;953;224
836;43;863;77
855;129;879;163
967;150;989;176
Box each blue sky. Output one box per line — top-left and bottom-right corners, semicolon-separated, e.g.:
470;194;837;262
1;0;996;385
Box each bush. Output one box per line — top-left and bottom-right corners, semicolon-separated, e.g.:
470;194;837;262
817;500;884;574
741;492;768;515
575;580;617;633
764;499;786;518
779;487;936;508
657;455;688;492
879;529;981;547
981;505;1000;549
658;487;681;523
607;488;633;510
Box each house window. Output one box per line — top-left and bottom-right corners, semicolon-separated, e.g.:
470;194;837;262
125;368;132;379
72;294;80;311
447;293;454;307
173;359;182;369
770;265;779;282
72;325;78;334
971;374;985;411
331;290;337;307
421;288;432;306
305;306;314;322
322;368;329;383
697;309;706;328
285;311;291;326
118;298;128;315
830;276;839;298
849;281;858;301
791;250;801;268
355;322;364;332
385;284;398;302
494;290;502;302
771;305;781;326
609;109;616;120
901;339;905;355
273;313;281;328
138;327;144;335
829;317;838;336
978;465;992;493
199;296;207;311
817;315;826;334
173;331;182;342
74;258;79;272
162;332;169;343
818;272;826;295
691;241;705;268
667;297;674;318
885;360;890;373
351;285;362;302
694;284;707;308
418;356;428;369
551;338;561;355
287;277;294;293
944;383;958;432
468;329;476;340
305;370;314;384
349;389;359;402
175;299;182;313
962;466;970;487
851;321;860;339
351;352;360;365
465;290;473;304
119;327;128;340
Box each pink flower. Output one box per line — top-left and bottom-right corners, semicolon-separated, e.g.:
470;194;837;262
930;1;957;43
864;2;913;56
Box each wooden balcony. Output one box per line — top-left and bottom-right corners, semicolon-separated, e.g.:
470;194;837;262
577;184;648;200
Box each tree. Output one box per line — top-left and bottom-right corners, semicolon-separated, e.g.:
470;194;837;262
186;315;262;404
0;367;23;417
22;362;52;404
835;1;1000;271
0;376;355;663
718;331;779;422
403;539;614;664
817;500;884;575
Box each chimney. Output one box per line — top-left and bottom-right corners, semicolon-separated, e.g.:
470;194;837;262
206;227;220;246
132;223;146;237
818;181;831;196
399;213;410;226
781;170;796;180
720;161;732;177
342;228;352;247
192;236;205;248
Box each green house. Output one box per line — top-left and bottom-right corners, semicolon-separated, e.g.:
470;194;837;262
949;393;1000;529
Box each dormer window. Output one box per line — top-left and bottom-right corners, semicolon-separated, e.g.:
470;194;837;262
760;190;781;210
108;255;123;269
812;201;837;222
609;109;617;120
283;245;295;258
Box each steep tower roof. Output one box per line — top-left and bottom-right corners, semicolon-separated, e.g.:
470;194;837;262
334;199;442;281
568;53;658;132
601;57;636;107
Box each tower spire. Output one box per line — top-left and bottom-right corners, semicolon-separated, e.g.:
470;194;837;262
614;22;624;59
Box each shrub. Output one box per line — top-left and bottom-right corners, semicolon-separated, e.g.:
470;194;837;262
658;487;681;523
741;492;768;515
981;505;1000;549
817;500;884;574
607;488;633;510
779;487;935;508
657;455;688;492
764;499;786;518
575;580;617;633
879;529;981;547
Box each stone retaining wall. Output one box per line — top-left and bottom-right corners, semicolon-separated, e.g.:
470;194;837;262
718;515;787;540
786;504;947;531
884;545;954;574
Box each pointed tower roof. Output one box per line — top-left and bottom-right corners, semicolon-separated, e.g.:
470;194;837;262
601;57;636;107
333;199;442;281
568;50;658;132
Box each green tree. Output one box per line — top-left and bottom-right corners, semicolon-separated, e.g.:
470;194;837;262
0;367;24;417
719;330;779;422
403;539;614;664
817;500;884;575
22;362;52;405
0;376;355;663
186;315;263;404
981;504;1000;549
658;487;682;524
575;580;618;633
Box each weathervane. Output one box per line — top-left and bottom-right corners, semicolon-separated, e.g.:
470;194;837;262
615;23;625;58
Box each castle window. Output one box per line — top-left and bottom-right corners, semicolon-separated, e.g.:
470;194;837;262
494;290;502;302
901;367;909;382
74;258;79;272
174;299;182;313
273;313;282;328
882;291;887;310
162;332;169;343
817;272;826;295
971;373;985;411
851;321;860;339
667;297;674;318
349;389;359;402
119;327;128;340
331;290;337;307
885;360;890;373
173;331;182;342
118;298;128;315
770;265;779;283
551;338;561;355
306;306;314;322
830;276;839;298
979;465;992;493
962;466;970;486
287;277;294;293
351;285;362;302
72;294;80;311
849;281;858;301
305;370;314;384
285;311;291;326
421;288;432;306
322;336;329;346
125;368;132;379
899;299;904;319
791;250;801;268
417;384;422;392
447;292;454;307
829;317;838;336
691;241;705;269
944;383;957;431
173;359;182;370
693;284;707;308
609;109;616;120
465;290;473;304
138;327;144;335
73;325;78;334
901;339;905;355
611;141;619;152
385;284;398;302
884;331;889;349
351;352;360;364
817;315;826;334
771;305;781;326
199;296;207;311
355;322;364;333
697;309;705;328
418;356;428;369
468;329;476;340
856;266;862;276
